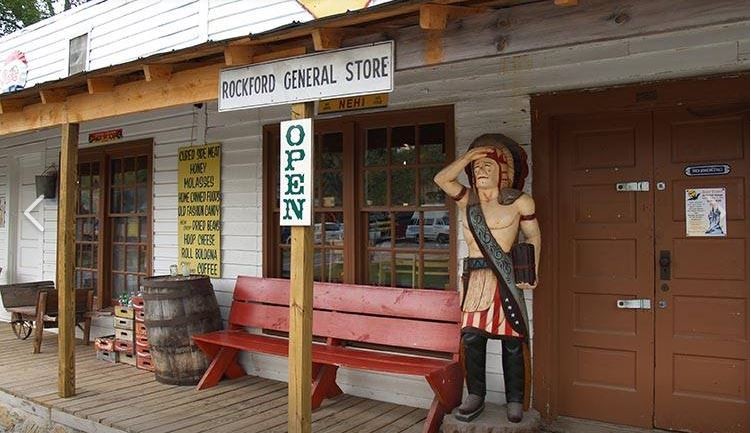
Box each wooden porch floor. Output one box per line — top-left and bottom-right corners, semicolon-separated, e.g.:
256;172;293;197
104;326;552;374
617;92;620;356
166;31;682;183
0;323;428;432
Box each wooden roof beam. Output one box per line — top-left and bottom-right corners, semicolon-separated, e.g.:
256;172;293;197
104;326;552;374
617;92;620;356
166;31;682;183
554;0;578;6
312;28;344;51
0;99;23;114
252;46;307;63
419;4;487;30
224;45;256;66
39;88;68;104
87;76;115;94
143;64;173;82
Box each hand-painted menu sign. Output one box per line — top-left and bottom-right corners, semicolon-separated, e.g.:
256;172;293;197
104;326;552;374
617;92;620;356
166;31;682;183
279;119;313;226
219;41;393;111
178;143;222;277
684;164;731;177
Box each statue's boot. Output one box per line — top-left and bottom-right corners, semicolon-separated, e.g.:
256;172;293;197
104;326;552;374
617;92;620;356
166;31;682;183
502;339;525;423
454;332;487;422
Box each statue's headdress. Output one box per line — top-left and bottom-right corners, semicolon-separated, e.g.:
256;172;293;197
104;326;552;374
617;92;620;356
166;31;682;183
464;133;529;191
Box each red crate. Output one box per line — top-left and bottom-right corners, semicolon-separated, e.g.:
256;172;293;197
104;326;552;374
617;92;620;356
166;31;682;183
136;335;149;347
135;321;148;336
132;296;145;309
136;354;154;371
94;335;115;351
134;309;145;322
114;339;134;354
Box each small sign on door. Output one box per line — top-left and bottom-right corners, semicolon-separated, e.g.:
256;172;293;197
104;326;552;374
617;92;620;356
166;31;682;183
685;188;727;237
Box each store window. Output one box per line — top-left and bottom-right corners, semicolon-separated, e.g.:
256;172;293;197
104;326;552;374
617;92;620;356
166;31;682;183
265;107;455;289
76;140;152;308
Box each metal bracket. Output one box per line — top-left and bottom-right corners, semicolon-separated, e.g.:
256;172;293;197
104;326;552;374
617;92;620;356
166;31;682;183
615;181;649;192
616;299;652;310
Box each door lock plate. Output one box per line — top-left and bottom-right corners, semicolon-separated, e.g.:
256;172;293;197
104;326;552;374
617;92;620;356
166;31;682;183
616;299;652;310
616;181;650;192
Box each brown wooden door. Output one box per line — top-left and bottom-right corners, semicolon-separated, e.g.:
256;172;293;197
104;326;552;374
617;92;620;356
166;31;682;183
557;112;655;427
653;105;749;433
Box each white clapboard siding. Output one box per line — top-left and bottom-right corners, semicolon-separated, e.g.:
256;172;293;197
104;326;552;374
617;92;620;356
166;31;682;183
207;0;312;41
0;10;747;408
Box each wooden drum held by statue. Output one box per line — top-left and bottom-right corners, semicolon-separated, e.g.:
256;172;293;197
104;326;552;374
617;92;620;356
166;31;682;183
141;275;222;385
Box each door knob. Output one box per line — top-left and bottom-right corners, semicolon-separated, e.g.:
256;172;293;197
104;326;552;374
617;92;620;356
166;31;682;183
658;300;668;309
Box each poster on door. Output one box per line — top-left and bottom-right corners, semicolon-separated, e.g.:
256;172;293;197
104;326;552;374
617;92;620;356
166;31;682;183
178;143;222;277
685;188;726;237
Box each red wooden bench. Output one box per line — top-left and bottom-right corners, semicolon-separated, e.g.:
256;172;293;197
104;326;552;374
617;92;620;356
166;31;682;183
191;276;462;433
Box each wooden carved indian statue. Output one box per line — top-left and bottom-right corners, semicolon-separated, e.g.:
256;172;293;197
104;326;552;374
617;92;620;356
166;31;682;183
434;133;541;423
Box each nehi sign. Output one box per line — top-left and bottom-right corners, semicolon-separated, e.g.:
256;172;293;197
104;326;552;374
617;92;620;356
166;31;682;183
280;119;313;226
219;41;393;111
178;143;222;277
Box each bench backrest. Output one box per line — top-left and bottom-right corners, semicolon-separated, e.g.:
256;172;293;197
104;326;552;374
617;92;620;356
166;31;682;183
40;289;94;316
228;276;461;355
0;281;55;308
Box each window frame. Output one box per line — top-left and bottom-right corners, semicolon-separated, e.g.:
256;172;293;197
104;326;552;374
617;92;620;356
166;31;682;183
263;106;456;289
77;139;153;309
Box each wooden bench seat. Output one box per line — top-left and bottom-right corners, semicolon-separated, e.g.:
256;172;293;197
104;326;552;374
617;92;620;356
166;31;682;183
192;276;463;433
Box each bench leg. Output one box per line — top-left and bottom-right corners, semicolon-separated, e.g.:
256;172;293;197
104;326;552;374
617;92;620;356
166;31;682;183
311;364;342;410
423;362;463;433
196;346;245;390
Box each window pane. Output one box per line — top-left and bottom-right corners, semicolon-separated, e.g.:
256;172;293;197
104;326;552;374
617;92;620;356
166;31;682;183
79;190;91;214
391;126;415;165
92;244;98;268
112;245;124;271
281;249;291;278
137;185;147;213
111;159;122;186
124;157;136;184
92;189;100;214
126;246;138;272
127;217;139;242
319;213;344;246
321;171;342;208
420;166;445;206
364;170;387;207
136;156;148;183
81;244;92;268
321;133;343;169
79;163;91;188
91;162;100;188
313;250;324;282
391;169;415;206
368;251;391;286
113;217;126;242
112;274;125;299
139;246;147;273
424;210;450;249
419;123;446;163
110;188;121;213
123;189;135;213
126;274;138;292
139;216;148;242
395;252;419;288
394;211;416;249
81;271;93;289
367;212;390;247
280;225;291;246
423;254;450;289
325;250;344;283
365;128;387;166
75;244;82;267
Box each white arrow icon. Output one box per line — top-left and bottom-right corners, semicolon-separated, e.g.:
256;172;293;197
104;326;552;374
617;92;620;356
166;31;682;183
24;195;44;232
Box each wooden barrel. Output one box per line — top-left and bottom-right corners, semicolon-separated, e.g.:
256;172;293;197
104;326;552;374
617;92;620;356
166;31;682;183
141;275;222;385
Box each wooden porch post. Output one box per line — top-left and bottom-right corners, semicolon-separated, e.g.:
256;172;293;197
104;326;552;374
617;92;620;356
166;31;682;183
288;102;314;433
57;122;79;398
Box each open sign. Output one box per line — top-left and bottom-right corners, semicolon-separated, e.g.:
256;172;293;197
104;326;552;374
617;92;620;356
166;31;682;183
280;118;313;226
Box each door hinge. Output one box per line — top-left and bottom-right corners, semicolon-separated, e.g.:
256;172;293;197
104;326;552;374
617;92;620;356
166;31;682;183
616;299;652;310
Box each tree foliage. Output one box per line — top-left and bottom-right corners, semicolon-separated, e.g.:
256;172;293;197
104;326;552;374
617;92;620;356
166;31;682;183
0;0;89;37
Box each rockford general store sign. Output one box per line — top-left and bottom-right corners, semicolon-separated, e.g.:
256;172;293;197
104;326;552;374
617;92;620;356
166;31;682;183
218;41;393;111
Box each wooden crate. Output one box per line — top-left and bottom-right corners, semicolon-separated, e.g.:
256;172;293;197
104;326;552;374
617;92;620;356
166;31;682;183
96;349;119;363
114;328;134;342
136;334;149;347
135;340;150;357
114;339;134;354
134;308;145;322
136;353;154;372
114;305;134;319
120;351;137;366
135;321;148;336
113;317;134;330
94;335;115;351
